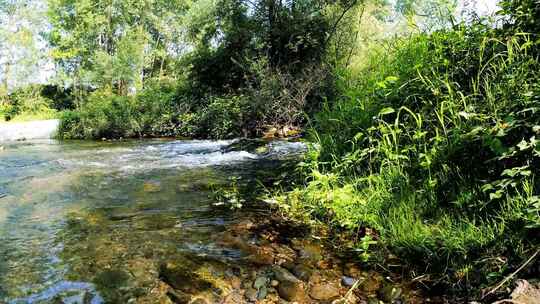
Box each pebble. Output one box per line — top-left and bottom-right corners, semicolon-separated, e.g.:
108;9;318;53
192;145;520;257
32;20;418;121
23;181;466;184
254;276;268;289
341;276;357;287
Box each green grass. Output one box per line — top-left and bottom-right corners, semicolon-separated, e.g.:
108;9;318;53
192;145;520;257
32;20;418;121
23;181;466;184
277;21;540;297
5;110;60;122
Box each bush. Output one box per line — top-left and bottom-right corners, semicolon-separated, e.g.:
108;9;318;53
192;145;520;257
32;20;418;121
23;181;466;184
57;90;140;139
57;111;84;139
57;82;252;140
135;79;185;137
0;102;17;121
197;95;247;139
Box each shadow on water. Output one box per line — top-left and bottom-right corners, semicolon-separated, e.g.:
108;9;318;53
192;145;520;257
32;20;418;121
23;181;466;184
0;139;306;303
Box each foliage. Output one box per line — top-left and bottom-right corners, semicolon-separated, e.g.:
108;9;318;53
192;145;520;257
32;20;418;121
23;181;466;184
499;0;540;34
0;0;48;91
58;82;250;139
278;16;540;295
0;85;61;122
47;0;188;94
51;0;361;138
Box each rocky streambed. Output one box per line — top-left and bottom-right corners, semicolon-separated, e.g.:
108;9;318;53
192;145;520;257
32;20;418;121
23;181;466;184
156;215;426;304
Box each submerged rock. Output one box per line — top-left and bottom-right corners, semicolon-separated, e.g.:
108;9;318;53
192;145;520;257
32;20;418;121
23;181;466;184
93;269;130;288
159;262;212;294
359;272;383;294
293;240;324;264
309;281;341;301
273;266;307;302
292;264;314;282
245;288;258;302
166;289;191;304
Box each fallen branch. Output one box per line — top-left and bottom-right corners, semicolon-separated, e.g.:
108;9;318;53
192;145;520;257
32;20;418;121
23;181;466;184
482;249;540;300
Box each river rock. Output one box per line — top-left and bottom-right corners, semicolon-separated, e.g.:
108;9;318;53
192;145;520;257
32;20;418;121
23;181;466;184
230;276;242;289
126;258;159;288
309;272;323;285
309;281;341;301
257;285;268;300
254;276;269;289
159;262;212;294
272;266;307;302
166;289;191;304
294;241;323;264
94;269;130;288
222;291;246;304
292;264;314;282
316;259;332;270
271;243;297;265
341;276;357;287
248;245;276;265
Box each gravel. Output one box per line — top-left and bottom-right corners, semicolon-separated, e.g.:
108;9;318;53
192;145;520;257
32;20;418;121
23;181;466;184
0;120;60;142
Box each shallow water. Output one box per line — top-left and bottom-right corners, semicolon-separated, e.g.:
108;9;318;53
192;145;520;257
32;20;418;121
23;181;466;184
0;139;306;303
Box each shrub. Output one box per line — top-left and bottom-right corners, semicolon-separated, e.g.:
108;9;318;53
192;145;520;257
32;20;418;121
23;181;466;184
57;90;140;139
57;110;84;139
197;95;247;139
135;79;185;137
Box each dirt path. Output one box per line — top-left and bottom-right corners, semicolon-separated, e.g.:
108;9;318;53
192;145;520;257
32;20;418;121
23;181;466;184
0;120;59;142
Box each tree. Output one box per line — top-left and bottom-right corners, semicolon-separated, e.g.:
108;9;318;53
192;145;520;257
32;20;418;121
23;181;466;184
0;0;48;95
47;0;188;95
186;0;361;91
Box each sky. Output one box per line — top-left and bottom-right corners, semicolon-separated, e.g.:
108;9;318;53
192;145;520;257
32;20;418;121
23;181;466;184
457;0;500;18
0;0;501;90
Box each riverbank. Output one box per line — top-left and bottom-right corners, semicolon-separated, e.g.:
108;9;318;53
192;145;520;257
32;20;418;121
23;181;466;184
0;119;59;142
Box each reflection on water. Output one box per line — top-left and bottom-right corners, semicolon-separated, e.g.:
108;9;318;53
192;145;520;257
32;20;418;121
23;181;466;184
0;139;305;303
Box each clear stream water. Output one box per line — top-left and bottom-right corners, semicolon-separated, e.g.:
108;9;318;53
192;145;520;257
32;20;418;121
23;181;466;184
0;139;306;303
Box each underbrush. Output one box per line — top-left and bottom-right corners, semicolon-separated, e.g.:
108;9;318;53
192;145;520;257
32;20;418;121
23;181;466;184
0;85;72;122
57;63;332;140
57;86;251;140
277;21;540;298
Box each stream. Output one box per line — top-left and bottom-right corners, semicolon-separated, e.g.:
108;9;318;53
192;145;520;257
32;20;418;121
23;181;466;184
0;139;307;303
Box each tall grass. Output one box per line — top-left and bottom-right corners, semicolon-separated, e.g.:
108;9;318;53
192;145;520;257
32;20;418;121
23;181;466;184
279;21;540;295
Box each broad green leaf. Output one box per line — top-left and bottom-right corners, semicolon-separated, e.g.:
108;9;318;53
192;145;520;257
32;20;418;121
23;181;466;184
379;107;395;116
